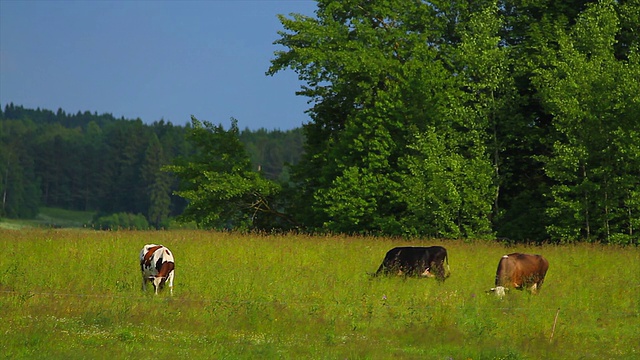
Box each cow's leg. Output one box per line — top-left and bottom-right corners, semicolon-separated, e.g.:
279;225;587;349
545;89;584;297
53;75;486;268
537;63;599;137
168;272;174;296
421;267;432;277
430;261;445;281
530;283;538;294
149;276;162;295
142;275;147;291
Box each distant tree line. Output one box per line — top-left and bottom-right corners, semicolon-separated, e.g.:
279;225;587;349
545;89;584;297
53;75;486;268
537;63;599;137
169;0;638;244
0;104;304;228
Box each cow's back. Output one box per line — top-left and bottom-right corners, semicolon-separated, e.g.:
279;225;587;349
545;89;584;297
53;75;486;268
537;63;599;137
140;244;163;268
516;254;548;283
140;244;175;274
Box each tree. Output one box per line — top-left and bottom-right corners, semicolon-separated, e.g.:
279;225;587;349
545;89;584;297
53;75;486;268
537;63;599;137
534;0;640;244
99;120;150;214
269;0;497;236
141;133;172;229
0;119;40;218
79;121;106;211
165;116;288;230
268;0;640;241
239;127;305;182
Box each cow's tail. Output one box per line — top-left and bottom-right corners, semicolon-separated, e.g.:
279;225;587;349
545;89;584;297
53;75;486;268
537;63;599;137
444;251;451;278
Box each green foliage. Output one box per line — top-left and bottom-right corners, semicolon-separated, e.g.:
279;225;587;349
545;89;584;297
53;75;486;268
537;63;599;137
165;117;284;230
2;0;639;243
0;107;187;220
93;212;150;230
268;0;639;243
0;119;41;218
142;133;171;229
534;0;640;244
1;105;302;231
239;127;304;182
314;112;405;234
270;0;499;237
401;128;494;239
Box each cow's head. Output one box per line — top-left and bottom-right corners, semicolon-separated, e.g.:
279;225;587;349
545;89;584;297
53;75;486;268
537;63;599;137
149;275;167;292
490;286;508;298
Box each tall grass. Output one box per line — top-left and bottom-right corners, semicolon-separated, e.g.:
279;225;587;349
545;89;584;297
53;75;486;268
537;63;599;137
0;229;638;359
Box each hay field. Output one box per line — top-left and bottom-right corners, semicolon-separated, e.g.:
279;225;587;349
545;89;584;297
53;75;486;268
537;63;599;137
0;229;638;359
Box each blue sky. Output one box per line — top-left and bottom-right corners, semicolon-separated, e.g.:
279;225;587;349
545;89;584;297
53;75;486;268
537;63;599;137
0;0;317;130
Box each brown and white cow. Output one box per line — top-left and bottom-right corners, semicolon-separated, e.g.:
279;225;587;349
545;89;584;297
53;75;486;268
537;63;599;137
375;246;450;281
490;253;549;297
140;244;175;295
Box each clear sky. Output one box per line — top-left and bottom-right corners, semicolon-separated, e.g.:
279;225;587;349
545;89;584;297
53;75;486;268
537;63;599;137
0;0;317;130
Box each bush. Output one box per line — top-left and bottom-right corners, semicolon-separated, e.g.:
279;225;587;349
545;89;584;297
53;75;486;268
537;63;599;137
93;212;149;230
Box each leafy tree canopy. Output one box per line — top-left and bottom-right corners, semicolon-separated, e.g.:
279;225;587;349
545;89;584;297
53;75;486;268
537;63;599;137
165;116;291;231
265;0;639;243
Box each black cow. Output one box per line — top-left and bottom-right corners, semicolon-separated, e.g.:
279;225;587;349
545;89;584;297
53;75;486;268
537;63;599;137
375;246;450;281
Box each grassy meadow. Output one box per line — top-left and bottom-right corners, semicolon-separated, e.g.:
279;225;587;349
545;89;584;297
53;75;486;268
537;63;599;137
0;229;638;359
0;208;95;230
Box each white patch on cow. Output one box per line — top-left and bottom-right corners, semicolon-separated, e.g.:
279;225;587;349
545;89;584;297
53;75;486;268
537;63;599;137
502;255;509;258
494;286;506;298
530;283;538;294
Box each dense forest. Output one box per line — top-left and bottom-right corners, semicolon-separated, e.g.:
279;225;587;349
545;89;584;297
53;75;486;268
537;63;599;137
272;0;640;244
2;0;639;245
169;0;638;244
0;104;304;228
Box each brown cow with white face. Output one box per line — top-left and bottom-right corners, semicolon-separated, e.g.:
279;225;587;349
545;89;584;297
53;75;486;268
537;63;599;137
140;244;175;295
490;253;549;297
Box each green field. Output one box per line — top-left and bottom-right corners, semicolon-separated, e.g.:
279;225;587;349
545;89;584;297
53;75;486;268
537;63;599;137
0;208;95;230
0;229;638;359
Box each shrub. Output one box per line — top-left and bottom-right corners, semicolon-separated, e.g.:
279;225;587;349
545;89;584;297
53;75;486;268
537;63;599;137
93;212;150;230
